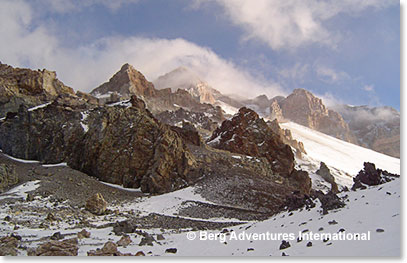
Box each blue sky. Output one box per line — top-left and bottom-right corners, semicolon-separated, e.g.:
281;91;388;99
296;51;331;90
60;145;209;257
0;0;400;109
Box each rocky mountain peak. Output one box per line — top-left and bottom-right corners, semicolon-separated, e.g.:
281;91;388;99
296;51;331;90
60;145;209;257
277;89;357;144
90;63;155;98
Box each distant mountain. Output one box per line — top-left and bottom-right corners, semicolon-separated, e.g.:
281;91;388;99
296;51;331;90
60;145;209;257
154;67;220;104
330;105;400;158
90;64;225;121
264;89;358;144
154;67;244;115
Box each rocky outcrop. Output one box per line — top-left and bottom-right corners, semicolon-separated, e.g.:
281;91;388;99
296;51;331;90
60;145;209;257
277;89;357;144
268;99;284;121
0;63;76;117
154;66;221;104
316;162;338;193
314;191;345;214
331;105;400;158
0;163;18;192
352;162;399;190
207;107;295;177
268;119;306;157
0;96;200;194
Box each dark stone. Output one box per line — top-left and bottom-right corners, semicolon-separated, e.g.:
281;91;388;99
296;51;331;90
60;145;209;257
279;240;290;250
50;232;64;240
165;248;177;254
113;220;137;235
314;191;345;214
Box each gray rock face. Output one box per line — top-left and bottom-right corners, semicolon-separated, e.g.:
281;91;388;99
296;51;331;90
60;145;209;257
0;163;18;192
0;97;200;194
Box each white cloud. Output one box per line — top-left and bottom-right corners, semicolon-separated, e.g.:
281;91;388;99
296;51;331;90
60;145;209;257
0;0;284;99
315;65;350;84
194;0;398;50
363;84;375;92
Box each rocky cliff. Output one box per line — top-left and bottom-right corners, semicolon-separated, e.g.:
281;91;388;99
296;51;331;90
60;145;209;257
0;63;76;117
0;95;200;194
277;89;358;144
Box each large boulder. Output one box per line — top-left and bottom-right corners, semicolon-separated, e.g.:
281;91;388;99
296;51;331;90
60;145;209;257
316;162;338;193
85;193;107;215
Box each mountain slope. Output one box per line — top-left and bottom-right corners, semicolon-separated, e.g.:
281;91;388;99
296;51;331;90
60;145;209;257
280;121;400;189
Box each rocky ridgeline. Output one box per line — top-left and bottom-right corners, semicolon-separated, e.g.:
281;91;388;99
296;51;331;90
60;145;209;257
0;63;333;213
0;63;77;117
0;94;201;194
90;64;225;121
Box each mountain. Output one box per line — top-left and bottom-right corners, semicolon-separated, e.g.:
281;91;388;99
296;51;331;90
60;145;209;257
0;63;400;256
91;63;156;99
266;89;358;144
154;66;221;104
242;94;272;116
330;105;400;158
0;63;76;118
154;66;244;116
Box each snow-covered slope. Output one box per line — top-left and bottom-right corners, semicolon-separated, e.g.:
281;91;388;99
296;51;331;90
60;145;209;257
1;174;399;256
280;122;400;189
0;120;400;257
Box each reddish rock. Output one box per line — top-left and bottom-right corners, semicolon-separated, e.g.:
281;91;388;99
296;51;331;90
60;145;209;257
32;238;78;256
